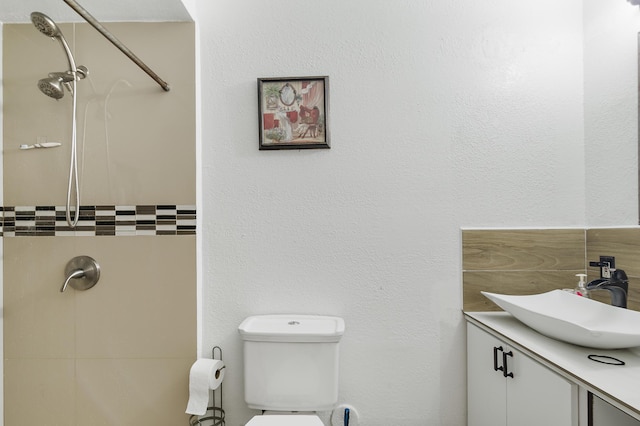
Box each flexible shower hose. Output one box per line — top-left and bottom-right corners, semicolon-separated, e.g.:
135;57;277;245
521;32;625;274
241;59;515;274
66;77;80;228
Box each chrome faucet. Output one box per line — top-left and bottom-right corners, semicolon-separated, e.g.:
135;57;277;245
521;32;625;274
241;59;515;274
586;269;629;309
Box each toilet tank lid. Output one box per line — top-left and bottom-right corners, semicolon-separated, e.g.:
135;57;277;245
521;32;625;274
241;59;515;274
238;315;345;342
246;415;324;425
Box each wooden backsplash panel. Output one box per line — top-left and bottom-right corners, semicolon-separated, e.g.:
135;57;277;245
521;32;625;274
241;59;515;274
586;228;640;278
463;270;584;311
463;228;640;312
462;229;585;271
462;229;585;311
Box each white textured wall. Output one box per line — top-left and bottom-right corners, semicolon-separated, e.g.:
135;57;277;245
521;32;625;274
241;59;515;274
198;1;596;425
584;0;640;225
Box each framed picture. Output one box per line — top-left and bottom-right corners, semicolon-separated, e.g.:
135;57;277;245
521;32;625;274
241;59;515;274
258;76;330;150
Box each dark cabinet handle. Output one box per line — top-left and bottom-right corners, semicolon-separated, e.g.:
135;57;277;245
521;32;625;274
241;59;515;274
502;350;514;378
493;346;504;372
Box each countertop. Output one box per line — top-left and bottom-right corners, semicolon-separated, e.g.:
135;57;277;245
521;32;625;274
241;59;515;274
465;311;640;420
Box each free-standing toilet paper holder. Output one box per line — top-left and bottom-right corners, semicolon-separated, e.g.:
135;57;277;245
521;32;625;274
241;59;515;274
188;346;225;426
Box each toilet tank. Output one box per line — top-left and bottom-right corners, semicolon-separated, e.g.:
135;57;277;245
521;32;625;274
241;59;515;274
238;315;345;411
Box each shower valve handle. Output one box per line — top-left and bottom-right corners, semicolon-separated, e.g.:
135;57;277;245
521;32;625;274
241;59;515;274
60;269;86;292
60;256;100;293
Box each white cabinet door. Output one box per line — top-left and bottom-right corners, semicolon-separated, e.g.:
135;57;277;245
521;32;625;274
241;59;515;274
467;323;577;426
506;345;576;426
467;323;507;426
592;395;640;426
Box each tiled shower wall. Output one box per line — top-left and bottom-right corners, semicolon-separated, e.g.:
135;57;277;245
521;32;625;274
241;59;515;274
462;228;640;312
3;22;196;425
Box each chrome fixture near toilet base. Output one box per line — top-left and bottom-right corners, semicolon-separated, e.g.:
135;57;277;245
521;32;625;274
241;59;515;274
61;255;100;292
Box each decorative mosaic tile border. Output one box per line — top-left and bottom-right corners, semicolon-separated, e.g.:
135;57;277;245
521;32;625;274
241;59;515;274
0;205;196;237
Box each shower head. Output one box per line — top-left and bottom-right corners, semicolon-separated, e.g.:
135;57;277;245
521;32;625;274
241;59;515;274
37;69;86;99
38;76;66;99
31;12;62;38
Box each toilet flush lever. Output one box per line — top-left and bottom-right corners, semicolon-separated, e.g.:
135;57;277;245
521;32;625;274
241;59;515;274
60;256;100;292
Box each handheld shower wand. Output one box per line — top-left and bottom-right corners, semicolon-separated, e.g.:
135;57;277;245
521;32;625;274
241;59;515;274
31;11;88;228
31;12;76;74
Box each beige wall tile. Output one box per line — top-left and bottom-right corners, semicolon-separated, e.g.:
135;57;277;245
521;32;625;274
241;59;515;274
75;358;194;426
3;236;197;424
4;237;77;358
4;236;195;359
5;358;76;425
3;22;195;206
75;236;196;358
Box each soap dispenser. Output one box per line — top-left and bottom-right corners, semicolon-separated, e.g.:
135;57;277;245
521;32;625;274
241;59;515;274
575;273;590;298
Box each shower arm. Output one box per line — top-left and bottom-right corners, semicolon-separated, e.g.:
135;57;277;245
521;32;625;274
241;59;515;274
63;0;170;92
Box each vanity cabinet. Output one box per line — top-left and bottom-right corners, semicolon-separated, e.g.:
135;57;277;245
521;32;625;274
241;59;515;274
467;323;577;426
591;394;640;426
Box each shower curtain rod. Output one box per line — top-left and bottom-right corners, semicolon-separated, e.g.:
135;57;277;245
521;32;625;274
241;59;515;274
63;0;170;92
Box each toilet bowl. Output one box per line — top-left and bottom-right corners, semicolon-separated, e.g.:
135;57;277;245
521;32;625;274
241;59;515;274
238;314;345;426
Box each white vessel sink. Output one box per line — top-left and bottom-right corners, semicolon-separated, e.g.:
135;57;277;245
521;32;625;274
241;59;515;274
482;290;640;349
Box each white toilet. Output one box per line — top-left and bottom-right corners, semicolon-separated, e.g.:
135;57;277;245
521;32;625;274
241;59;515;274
238;314;345;426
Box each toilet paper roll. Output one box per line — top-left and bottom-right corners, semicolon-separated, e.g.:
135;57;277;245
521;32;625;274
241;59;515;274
185;358;225;415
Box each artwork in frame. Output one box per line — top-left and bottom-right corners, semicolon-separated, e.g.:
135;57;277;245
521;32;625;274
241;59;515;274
258;76;330;150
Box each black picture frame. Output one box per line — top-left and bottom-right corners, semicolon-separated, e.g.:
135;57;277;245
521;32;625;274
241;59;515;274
258;76;330;150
